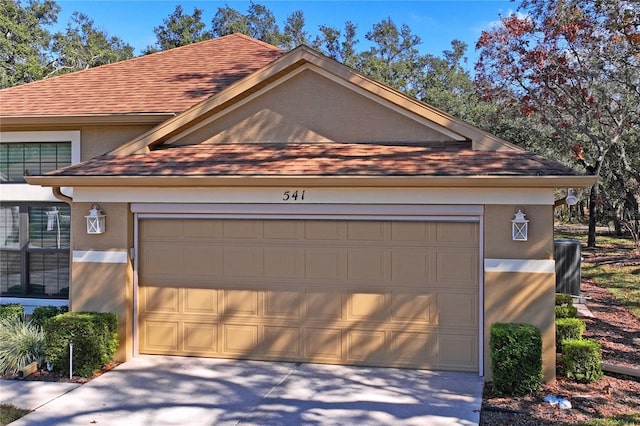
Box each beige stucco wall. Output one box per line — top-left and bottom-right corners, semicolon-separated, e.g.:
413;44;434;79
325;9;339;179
483;204;556;382
70;202;133;361
484;271;556;382
80;125;156;160
174;69;458;146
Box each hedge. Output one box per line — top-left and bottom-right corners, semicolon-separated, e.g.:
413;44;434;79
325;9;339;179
555;318;586;352
490;322;543;396
44;312;118;378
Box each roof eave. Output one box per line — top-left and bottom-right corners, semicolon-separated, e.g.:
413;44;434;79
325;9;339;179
0;113;176;129
26;174;597;189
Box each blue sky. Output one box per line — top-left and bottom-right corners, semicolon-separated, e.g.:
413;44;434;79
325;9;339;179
51;0;516;66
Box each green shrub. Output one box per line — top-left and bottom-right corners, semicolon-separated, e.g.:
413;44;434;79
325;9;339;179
0;304;24;320
490;322;543;396
562;339;603;382
0;316;45;375
44;312;118;377
556;318;586;352
31;305;69;328
555;305;578;318
555;293;574;306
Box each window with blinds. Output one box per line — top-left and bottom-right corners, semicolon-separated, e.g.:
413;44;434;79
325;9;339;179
0;142;71;183
0;203;70;298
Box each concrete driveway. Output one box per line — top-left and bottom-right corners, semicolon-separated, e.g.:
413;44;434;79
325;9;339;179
10;355;483;426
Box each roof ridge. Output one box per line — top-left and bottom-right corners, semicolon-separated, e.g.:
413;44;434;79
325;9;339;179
227;33;283;51
0;34;280;94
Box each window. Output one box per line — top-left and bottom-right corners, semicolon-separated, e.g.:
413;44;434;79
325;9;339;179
0;203;70;298
0;142;71;183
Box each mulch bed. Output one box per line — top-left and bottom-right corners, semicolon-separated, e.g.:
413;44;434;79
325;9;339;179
480;277;640;425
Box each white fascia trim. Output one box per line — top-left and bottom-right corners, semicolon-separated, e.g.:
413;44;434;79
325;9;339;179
73;250;128;264
484;258;555;274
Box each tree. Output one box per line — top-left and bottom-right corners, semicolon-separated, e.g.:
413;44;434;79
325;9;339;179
312;21;359;67
49;11;133;76
358;18;424;96
144;5;207;54
475;0;640;247
210;4;250;38
281;10;308;49
0;0;59;88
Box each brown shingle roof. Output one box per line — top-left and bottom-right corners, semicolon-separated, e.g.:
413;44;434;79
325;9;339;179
44;143;582;177
0;34;284;116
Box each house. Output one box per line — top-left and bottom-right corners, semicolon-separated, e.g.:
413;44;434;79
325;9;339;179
0;34;594;381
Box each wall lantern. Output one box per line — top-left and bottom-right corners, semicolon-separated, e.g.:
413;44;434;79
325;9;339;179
566;188;579;206
85;204;106;234
511;208;529;241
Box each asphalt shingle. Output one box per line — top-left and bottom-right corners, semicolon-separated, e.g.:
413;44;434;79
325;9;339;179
0;34;284;116
45;142;582;177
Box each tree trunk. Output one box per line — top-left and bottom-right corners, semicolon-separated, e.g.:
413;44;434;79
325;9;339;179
587;183;598;248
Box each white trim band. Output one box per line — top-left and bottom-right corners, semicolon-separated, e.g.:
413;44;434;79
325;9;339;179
73;250;128;264
485;258;555;274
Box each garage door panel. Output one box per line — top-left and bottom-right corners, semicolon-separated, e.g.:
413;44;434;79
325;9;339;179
263;326;301;357
223;247;263;277
304;289;343;320
264;220;301;239
390;331;437;365
144;321;179;351
436;222;478;244
264;289;301;318
347;221;386;241
224;324;259;354
223;220;262;239
223;289;259;317
139;218;479;372
183;219;222;238
305;328;342;360
390;292;435;324
143;286;179;314
438;292;478;327
436;249;478;286
184;288;218;315
347;292;387;321
141;219;181;239
391;222;430;241
347;330;386;362
183;322;217;352
438;334;477;370
347;248;386;281
141;243;182;276
305;248;343;279
304;221;344;240
391;249;434;282
264;248;302;278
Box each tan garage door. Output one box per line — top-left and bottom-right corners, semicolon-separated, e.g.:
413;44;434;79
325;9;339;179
138;219;479;371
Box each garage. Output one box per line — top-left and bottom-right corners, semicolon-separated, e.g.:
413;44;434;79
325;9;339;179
137;217;479;371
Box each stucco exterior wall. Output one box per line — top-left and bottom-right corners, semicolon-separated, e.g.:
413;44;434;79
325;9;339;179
483;204;556;382
80;125;156;160
174;70;457;146
70;202;133;361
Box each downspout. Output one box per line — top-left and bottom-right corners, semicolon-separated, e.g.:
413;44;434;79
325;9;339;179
52;186;73;312
52;186;73;204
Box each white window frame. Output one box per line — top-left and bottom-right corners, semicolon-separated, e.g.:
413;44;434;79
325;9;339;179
0;130;80;201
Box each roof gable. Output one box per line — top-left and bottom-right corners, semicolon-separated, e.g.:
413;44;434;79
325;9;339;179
0;34;283;117
112;46;520;155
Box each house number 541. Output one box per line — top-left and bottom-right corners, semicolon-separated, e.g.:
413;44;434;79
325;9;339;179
282;190;306;201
